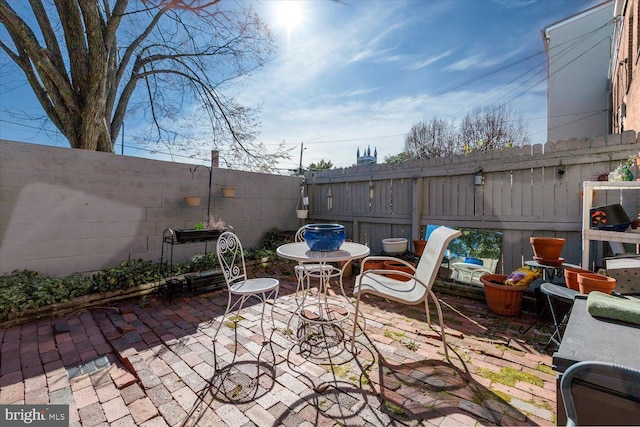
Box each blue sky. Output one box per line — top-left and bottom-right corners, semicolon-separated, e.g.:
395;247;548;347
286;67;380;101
0;0;603;171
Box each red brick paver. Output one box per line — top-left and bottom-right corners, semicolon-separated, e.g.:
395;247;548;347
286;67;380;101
0;265;558;426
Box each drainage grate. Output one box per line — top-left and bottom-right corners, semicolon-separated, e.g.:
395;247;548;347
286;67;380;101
65;356;111;379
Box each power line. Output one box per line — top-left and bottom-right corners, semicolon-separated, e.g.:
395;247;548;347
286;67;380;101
297;18;616;148
0;17;618;163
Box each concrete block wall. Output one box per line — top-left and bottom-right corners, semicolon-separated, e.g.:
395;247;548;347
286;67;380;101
0;140;303;276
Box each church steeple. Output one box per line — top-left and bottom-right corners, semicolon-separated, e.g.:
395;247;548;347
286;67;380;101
357;145;377;165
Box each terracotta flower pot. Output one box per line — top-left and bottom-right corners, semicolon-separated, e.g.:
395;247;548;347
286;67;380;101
563;267;592;291
221;187;236;198
184;196;201;207
383;260;414;282
530;237;565;260
480;274;526;316
413;240;427;256
577;273;616;295
362;260;385;272
338;260;352;278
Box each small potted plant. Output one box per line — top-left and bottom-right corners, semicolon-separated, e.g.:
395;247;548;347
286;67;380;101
184;196;201;207
174;215;226;243
221;186;236;198
185;168;202;206
296;188;309;219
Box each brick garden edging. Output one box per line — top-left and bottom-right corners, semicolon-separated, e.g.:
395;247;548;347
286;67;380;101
0;282;159;329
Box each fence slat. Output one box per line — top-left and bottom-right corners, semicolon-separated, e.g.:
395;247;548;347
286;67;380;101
306;134;639;272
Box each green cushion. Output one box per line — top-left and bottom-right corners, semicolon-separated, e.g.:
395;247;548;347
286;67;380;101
587;292;640;325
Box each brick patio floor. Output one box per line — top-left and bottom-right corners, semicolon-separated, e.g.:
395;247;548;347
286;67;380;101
0;263;558;426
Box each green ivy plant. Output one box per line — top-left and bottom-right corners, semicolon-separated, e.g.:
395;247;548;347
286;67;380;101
260;227;295;250
0;257;212;322
0;227;292;322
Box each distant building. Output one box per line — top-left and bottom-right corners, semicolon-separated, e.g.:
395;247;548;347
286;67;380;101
542;0;614;142
611;0;640;134
357;146;377;165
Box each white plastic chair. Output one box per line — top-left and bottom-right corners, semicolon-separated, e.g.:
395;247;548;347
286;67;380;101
350;226;462;359
213;231;279;344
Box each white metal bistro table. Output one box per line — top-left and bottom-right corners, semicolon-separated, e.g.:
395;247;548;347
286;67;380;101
276;242;370;347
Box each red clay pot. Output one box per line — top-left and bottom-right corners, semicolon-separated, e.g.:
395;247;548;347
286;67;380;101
530;237;565;260
383;260;414;282
413;240;427;256
563;267;593;291
362;260;385;272
480;274;526;316
577;273;616;295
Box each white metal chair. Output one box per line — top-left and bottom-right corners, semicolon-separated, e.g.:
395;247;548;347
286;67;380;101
560;361;640;426
213;231;279;345
350;226;462;359
293;226;343;299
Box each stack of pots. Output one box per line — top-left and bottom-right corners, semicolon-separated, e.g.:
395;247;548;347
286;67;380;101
530;237;565;266
563;267;592;291
564;267;617;295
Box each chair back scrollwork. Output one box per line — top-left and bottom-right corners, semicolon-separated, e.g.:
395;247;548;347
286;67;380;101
217;232;247;289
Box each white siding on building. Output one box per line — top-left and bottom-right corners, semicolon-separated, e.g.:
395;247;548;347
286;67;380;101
543;1;615;143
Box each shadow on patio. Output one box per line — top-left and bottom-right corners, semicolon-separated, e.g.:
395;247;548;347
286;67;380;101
0;261;557;426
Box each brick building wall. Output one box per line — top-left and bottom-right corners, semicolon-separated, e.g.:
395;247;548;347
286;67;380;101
612;0;640;134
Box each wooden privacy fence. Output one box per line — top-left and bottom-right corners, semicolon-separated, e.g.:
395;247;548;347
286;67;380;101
304;132;640;273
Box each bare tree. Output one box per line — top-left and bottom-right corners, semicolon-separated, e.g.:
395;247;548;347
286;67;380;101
0;0;289;171
400;104;530;162
404;117;460;159
459;104;529;153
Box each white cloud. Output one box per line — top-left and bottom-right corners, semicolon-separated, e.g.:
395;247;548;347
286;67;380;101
405;49;455;71
323;88;382;99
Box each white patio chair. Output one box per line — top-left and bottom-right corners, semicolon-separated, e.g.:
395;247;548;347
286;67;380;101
560;361;640;426
212;231;279;345
350;226;462;360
